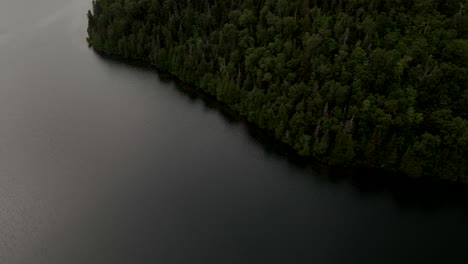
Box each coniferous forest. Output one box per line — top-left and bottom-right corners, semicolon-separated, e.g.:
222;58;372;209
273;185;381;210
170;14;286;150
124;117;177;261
87;0;468;183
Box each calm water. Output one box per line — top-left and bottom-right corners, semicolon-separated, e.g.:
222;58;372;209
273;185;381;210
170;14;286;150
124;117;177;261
0;1;467;263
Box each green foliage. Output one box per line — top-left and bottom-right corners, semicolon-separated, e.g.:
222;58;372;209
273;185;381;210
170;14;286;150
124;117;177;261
87;0;468;183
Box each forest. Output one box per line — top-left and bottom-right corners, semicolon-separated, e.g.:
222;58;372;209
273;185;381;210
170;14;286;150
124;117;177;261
87;0;468;183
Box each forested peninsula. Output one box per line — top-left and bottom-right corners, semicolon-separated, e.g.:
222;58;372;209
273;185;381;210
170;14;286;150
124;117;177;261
87;0;468;183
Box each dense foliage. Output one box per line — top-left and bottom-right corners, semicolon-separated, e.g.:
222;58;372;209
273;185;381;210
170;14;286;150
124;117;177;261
87;0;468;182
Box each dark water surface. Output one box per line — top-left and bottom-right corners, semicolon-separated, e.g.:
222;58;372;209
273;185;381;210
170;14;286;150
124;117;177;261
1;1;468;263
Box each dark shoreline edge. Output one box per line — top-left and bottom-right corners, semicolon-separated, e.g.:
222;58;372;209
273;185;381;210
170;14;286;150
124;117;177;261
90;48;468;196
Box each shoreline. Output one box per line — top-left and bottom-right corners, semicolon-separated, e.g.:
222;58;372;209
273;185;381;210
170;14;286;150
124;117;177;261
89;48;467;191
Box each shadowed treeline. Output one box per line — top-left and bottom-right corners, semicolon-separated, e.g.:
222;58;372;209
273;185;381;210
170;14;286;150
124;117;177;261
95;51;468;214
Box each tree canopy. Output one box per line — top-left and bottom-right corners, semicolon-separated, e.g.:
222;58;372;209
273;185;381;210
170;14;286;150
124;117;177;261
87;0;468;183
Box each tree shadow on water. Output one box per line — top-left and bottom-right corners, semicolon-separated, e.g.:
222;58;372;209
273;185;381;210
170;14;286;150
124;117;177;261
175;81;468;212
94;52;468;212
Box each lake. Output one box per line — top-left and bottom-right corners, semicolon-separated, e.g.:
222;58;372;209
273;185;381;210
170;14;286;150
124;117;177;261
0;1;467;263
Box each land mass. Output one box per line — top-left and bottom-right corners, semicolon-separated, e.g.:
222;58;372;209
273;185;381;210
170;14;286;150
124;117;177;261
87;0;468;183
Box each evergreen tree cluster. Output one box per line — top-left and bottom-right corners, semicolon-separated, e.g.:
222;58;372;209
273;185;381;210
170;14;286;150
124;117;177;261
87;0;468;182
